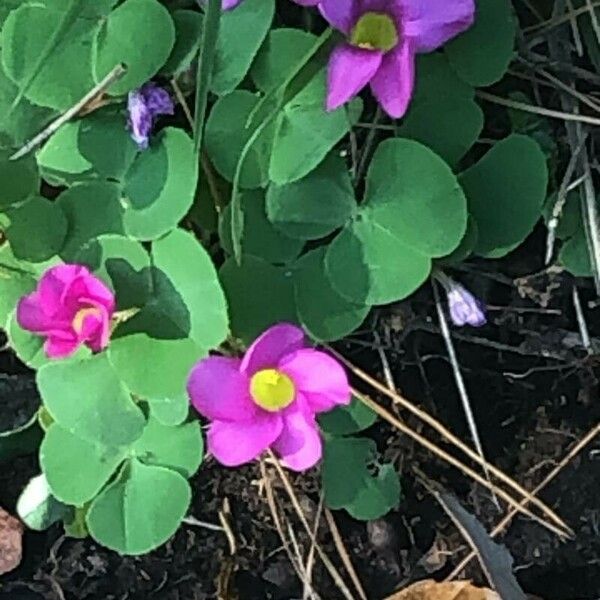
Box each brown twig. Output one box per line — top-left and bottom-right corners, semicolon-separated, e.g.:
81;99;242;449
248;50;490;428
446;422;600;580
328;348;572;537
351;387;569;539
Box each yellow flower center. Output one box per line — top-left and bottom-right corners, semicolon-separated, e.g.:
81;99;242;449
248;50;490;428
350;12;398;52
72;307;102;335
250;369;295;412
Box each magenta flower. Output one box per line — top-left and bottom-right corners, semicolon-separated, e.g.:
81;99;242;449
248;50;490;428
188;323;351;471
127;82;174;149
320;0;475;118
16;265;115;359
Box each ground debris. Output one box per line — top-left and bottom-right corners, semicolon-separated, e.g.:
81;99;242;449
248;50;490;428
384;579;500;600
0;504;23;575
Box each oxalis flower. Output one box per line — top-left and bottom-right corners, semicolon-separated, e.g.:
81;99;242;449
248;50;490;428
17;265;115;359
127;82;174;149
321;0;475;118
187;323;351;471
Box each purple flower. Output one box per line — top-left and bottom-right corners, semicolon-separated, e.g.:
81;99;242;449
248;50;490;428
319;0;475;118
187;323;351;471
446;282;487;327
127;83;174;149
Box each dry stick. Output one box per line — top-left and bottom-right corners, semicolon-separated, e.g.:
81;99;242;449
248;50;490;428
523;1;600;33
10;64;126;161
266;452;357;600
446;422;600;581
432;281;500;510
476;90;600;128
260;461;321;600
328;348;572;537
302;493;324;600
545;133;587;264
171;78;225;211
324;509;368;600
350;387;568;539
572;285;592;352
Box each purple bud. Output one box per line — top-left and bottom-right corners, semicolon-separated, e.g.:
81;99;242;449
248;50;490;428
127;83;174;150
447;283;487;327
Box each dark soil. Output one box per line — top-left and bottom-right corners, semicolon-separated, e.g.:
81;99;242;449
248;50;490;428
1;231;600;600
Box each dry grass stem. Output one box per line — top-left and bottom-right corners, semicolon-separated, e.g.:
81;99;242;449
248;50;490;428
329;348;571;536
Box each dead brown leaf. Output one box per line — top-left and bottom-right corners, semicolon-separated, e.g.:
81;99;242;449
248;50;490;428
0;505;23;575
385;579;500;600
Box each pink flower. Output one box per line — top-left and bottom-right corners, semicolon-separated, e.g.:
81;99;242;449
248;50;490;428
321;0;475;118
187;323;351;471
16;265;115;359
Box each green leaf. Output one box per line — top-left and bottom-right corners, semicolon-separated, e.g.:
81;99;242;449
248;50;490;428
205;90;275;189
0;56;55;146
445;0;516;87
364;139;467;257
37;354;146;447
123;128;198;240
322;437;400;520
411;54;474;105
319;395;377;436
219;190;304;263
147;393;189;427
1;3;98;110
93;0;175;95
86;459;191;555
162;9;203;76
211;0;275;95
132;418;203;478
109;334;204;400
193;0;221;154
17;474;72;531
325;212;431;305
78;108;138;180
151;229;229;348
294;247;369;341
460;134;548;257
57;181;124;261
437;215;479;266
74;235;152;310
269;71;363;185
266;153;357;240
6;196;67;262
397;95;483;167
346;463;401;521
559;228;593;277
0;151;39;209
0;249;36;328
252;28;317;93
40;424;127;506
36;121;92;178
220;255;297;344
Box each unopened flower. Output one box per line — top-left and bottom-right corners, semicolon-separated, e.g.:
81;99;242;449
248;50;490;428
446;282;486;327
17;265;115;359
320;0;475;118
127;82;174;149
188;323;351;471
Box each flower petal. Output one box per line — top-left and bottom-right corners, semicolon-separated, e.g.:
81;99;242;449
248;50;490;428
16;295;59;333
279;348;351;413
326;44;383;112
273;403;322;471
241;323;306;375
401;0;475;52
37;265;83;314
208;413;283;467
369;40;415;118
44;336;80;359
319;0;357;33
188;357;257;422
